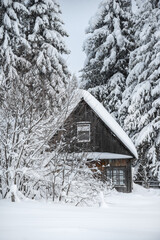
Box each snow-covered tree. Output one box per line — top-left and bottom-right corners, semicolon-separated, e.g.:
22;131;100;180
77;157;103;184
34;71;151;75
0;0;72;201
0;0;32;200
80;0;134;121
25;0;70;115
0;78;43;200
0;0;31;88
119;1;160;184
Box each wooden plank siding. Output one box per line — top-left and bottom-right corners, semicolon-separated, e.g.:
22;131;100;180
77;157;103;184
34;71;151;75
51;100;133;156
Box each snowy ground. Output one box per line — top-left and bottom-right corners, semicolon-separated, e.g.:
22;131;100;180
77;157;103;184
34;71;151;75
0;184;160;240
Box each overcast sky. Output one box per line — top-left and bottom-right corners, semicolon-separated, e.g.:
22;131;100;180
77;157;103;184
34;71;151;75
59;0;101;77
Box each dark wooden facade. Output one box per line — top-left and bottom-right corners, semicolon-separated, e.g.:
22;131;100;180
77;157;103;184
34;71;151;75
51;99;135;193
87;159;132;193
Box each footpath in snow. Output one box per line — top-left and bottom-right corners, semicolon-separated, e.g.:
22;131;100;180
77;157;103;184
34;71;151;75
0;184;160;240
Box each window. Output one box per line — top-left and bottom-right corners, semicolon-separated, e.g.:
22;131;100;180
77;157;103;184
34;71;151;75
106;167;126;187
77;122;90;142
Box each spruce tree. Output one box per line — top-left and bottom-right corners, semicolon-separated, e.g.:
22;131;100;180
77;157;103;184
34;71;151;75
0;0;31;89
120;1;160;185
80;0;134;121
25;0;70;115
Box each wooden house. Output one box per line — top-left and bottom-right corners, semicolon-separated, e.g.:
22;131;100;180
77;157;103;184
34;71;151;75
50;90;138;193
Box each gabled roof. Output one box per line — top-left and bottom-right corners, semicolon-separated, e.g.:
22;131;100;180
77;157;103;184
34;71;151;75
66;89;138;159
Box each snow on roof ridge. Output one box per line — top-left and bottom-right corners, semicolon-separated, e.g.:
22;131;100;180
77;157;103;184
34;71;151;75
76;89;138;159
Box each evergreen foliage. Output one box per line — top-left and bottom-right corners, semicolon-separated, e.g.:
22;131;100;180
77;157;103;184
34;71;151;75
80;0;134;120
0;0;30;88
81;0;160;185
25;0;70;115
119;1;160;184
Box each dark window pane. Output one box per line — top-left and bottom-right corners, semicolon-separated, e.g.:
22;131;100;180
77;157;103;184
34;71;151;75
78;131;90;141
106;167;126;187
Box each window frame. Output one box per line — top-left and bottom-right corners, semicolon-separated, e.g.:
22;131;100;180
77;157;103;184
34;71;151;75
77;122;91;143
106;167;126;187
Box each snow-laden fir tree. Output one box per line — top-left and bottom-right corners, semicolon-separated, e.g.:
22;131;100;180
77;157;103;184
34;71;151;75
80;0;134;121
0;0;31;89
25;0;70;115
119;1;160;185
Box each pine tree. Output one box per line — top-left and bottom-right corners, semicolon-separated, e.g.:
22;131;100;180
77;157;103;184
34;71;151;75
80;0;134;121
120;1;160;185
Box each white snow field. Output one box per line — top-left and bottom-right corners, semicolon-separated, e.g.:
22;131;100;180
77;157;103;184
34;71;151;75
0;185;160;240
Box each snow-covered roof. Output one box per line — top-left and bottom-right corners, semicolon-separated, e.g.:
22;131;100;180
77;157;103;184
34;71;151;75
58;152;133;160
67;89;138;159
87;152;133;159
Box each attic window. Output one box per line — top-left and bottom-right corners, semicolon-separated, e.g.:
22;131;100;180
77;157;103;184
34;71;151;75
77;122;90;142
